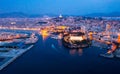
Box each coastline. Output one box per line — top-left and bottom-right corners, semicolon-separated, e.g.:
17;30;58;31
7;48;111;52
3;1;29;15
0;45;34;70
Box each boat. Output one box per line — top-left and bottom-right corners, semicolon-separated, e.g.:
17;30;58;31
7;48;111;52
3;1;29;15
25;36;38;45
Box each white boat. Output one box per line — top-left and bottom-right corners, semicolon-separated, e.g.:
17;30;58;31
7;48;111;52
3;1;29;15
25;36;38;44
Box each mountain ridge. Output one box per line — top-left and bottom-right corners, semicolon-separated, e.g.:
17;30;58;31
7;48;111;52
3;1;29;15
0;12;120;18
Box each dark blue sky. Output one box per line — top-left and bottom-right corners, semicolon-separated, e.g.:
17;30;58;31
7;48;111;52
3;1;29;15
0;0;120;15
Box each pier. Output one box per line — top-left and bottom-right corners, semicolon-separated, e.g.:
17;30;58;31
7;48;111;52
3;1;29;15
0;45;34;70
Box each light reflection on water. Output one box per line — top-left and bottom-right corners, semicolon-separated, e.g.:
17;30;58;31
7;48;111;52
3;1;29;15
45;34;84;56
1;31;120;74
42;34;49;41
57;39;62;47
69;49;77;55
40;29;50;41
78;48;83;56
69;48;83;56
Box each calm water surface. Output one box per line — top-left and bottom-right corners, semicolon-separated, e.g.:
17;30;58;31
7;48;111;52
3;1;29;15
0;33;120;74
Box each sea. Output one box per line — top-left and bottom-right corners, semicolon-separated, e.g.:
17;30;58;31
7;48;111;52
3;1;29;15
0;29;120;74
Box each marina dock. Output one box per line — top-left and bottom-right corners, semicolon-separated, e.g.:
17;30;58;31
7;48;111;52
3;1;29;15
0;45;34;70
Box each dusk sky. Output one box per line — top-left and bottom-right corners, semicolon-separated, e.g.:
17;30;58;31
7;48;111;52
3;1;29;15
0;0;120;15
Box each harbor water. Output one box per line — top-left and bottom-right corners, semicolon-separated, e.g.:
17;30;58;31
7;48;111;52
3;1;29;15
0;33;120;74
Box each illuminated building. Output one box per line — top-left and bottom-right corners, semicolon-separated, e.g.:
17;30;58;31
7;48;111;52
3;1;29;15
59;14;63;18
88;32;93;40
117;33;120;43
62;32;91;49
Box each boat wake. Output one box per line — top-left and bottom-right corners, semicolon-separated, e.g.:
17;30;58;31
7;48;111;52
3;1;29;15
51;44;68;56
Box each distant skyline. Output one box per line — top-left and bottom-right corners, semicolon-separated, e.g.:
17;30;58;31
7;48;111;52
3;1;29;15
0;0;120;15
